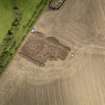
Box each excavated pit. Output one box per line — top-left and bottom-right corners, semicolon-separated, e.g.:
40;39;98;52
20;32;70;66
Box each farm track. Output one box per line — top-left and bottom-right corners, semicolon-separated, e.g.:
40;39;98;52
1;0;105;105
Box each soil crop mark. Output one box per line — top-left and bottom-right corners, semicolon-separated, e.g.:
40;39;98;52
20;32;70;66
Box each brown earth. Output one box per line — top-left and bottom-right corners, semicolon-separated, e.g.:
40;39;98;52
20;32;70;66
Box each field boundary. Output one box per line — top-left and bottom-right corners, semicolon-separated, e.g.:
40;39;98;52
0;0;48;73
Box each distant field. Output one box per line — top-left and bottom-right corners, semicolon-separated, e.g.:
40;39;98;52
0;0;48;72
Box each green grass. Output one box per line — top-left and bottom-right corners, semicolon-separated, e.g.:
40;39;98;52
0;0;14;42
0;0;48;72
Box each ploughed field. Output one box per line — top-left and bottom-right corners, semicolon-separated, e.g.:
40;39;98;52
1;0;105;105
0;0;48;72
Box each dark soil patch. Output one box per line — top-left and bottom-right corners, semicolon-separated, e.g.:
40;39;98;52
20;32;70;66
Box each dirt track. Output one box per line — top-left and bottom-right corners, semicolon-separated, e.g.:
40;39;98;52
1;0;105;105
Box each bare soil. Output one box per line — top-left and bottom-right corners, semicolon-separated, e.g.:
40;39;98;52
20;32;70;66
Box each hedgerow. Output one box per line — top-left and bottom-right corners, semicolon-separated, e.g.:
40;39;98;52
0;0;48;72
